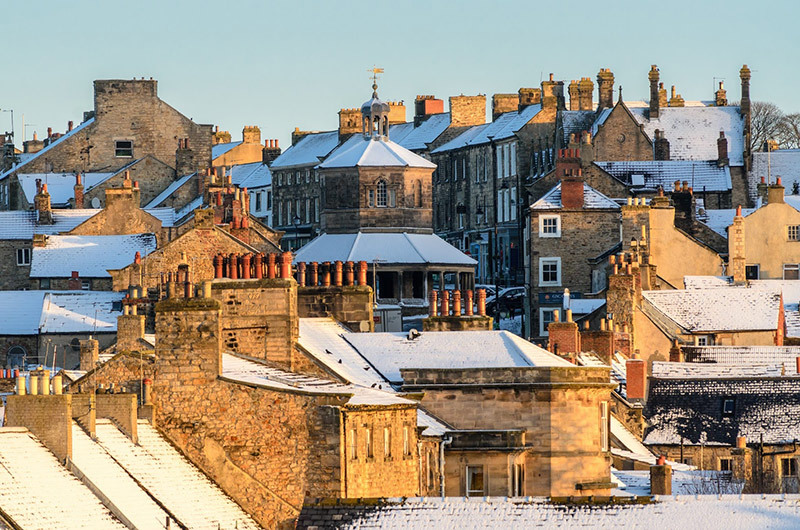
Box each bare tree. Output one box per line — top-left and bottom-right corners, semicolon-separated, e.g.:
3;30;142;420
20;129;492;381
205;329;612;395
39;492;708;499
778;113;800;149
749;101;785;152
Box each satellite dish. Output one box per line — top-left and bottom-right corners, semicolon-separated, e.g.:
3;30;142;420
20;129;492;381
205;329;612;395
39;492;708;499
90;197;101;209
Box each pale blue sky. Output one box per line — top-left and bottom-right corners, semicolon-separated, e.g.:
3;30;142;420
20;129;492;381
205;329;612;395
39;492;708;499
2;0;798;147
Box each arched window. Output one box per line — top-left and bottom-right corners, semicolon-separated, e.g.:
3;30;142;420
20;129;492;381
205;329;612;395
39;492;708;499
376;180;388;207
7;346;26;369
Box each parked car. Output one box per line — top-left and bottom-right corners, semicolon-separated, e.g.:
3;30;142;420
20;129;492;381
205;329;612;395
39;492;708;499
474;284;497;298
485;287;525;316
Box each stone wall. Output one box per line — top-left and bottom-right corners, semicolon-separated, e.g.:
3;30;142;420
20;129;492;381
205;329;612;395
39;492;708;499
297;285;373;332
449;95;486;128
592;103;653;162
5;394;73;462
0;240;32;290
69;185;163;237
422;315;492;331
96;393;138;442
68;351;155;397
82;156;177;208
0;335;37;367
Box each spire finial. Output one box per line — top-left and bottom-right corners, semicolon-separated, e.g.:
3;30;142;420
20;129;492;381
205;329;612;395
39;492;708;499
618;85;623;101
368;66;384;96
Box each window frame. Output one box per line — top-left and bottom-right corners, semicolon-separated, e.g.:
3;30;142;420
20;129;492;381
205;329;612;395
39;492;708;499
788;225;800;242
538;257;561;287
16;247;31;266
538;215;561;238
784;263;800;280
782;457;798;477
349;429;358;460
719;458;733;472
114;140;133;158
383;427;392;459
539;307;557;336
465;465;486;497
365;427;373;459
376;180;388;207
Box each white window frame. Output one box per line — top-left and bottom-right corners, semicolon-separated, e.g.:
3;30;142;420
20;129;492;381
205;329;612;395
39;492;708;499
365;427;373;459
539;307;557;336
695;335;714;346
403;426;410;456
510;186;517;221
784;263;800;280
510;142;517;176
539;257;561;287
114;139;133;158
466;465;485;497
539;215;561;238
16;247;31;266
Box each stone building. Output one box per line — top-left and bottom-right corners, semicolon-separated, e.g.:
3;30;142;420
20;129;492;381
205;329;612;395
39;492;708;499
211;125;281;172
0;78;213;210
294;82;476;313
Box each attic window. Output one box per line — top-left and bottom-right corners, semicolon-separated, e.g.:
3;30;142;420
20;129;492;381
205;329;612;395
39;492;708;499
722;398;735;416
789;225;800;241
631;174;645;186
115;140;133;158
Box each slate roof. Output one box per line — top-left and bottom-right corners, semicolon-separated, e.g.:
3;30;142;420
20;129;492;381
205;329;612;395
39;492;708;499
342;330;572;384
561;110;596;144
317;136;436;169
270;130;339;168
211;140;242;160
682;345;800;365
229;161;271;189
645;374;800;445
431;105;542;153
530;182;620;210
18;172;115;206
293;231;476;267
594;160;732;192
296;496;800;529
0;290;123;336
750;149;800;201
30;233;157;277
0;209;96;239
628;106;745;165
144;172;195;208
641;288;781;333
395;113;451;151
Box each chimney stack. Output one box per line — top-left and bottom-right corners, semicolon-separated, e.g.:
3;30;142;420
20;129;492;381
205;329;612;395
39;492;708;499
654;130;670;160
717;131;729;167
715;81;727;106
568;81;580;111
578;77;594;111
648;65;660;119
68;271;82;290
596;68;615;110
34;183;53;225
74;173;84;209
626;358;646;400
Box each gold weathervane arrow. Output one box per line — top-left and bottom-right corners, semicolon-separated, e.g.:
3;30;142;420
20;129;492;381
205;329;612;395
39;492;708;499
368;66;384;85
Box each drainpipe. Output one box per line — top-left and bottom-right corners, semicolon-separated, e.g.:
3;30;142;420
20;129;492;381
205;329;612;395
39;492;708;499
440;435;452;498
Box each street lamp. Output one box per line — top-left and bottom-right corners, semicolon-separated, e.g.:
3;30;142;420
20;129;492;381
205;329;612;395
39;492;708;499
292;215;301;251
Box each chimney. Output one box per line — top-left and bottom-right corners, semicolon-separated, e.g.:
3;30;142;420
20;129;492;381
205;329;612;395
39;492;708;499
34;183;53;225
671;183;696;234
717;131;729;167
768;177;785;204
518;88;541;111
67;120;74;132
568;81;580;111
648;65;660;119
740;65;752;168
262;139;281;165
654;130;670;160
650;463;672;495
547;309;580;355
74;173;84;209
730;205;747;284
597;68;615;110
117;308;146;351
414;95;444;126
80;339;99;371
626;358;646;400
561;173;584;209
175;137;196;177
388;100;406;124
492;94;519;121
715;81;727;106
338;108;361;140
541;73;565;113
242;125;261;144
578;77;593;111
449;95;486;128
668;85;685;107
68;271;82;290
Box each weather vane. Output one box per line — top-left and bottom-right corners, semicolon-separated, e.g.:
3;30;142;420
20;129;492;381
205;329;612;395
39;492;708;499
368;66;384;88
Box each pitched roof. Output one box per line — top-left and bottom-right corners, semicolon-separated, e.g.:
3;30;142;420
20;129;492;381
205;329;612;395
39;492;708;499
30;233;157;278
531;182;620;210
0;291;48;334
293;232;476;267
211;140;242;159
0;290;124;336
18;172;115;206
431;105;542;153
561;110;596;143
395;113;451;150
144;172;195;208
641;288;781;333
628;106;745;165
751;149;800;201
0;209;97;239
594;160;732;192
229;161;271;189
270;130;340;168
341;330;572;384
317;136;436;169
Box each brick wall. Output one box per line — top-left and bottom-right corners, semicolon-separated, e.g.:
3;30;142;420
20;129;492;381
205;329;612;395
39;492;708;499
5;394;73;462
449;96;486;128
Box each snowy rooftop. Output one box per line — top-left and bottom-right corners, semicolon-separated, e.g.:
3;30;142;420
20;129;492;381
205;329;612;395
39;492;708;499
394;113;451;151
342;330;573;384
0;290;123;335
293;231;476;267
683;275;733;289
683;345;800;366
229;161;271;189
431;105;541;153
0;427;126;529
18;172;114;205
318;136;436;169
652;361;789;379
271;130;339;168
751;149;800;201
211;140;242;160
642;287;781;332
30;233;156;278
561;110;596;144
297;495;800;529
144;172;195;208
628;105;745;165
612;469;742;497
95;419;259;529
531;182;620;210
0;209;98;239
0;118;96;181
595;160;732;192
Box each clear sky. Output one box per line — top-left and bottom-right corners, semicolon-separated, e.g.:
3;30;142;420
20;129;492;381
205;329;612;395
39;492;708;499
2;0;798;148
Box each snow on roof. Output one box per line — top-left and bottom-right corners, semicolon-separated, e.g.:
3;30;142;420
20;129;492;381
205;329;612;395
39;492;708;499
417;409;450;437
318;136;436;169
71;421;171;529
395;113;451;151
642;288;781;332
30;233;156;278
293;231;476;267
174;195;204;219
566;298;606;315
595;160;732;192
0;291;47;334
0;209;100;239
18;172;114;205
144;172;195;208
531;182;620;210
628;106;745;165
298;318;388;388
683;275;733;289
39;291;124;334
342;330;573;384
562;110;596;143
94;419;260;529
0;427;126;529
211;140;242;160
297;495;800;528
387;122;415;144
143;206;176;227
612;469;741;497
229;161;271;189
611;416;652;458
431;106;541;154
751;149;800;201
590;107;613;137
0;118;96;181
271;130;340;168
697;207;753;237
652;361;788;379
